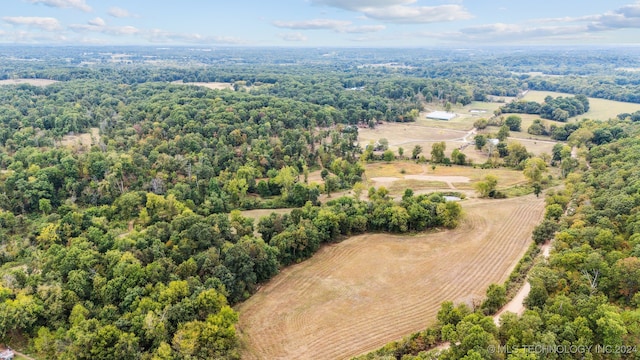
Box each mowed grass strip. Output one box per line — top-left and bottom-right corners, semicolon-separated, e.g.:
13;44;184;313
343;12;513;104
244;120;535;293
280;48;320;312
236;194;546;360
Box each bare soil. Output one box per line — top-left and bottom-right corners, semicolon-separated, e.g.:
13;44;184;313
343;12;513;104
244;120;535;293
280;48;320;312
237;194;545;360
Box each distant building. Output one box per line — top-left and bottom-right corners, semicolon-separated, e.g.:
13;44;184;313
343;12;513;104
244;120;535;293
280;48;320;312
426;111;457;121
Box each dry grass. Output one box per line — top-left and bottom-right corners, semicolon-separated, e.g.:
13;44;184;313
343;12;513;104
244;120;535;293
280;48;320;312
522;90;640;121
359;123;467;149
172;81;234;90
0;78;58;86
237;194;546;360
239;208;294;222
59;127;100;149
364;163;527;196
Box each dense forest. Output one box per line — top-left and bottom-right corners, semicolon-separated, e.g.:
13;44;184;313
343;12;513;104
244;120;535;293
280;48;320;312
1;46;640;359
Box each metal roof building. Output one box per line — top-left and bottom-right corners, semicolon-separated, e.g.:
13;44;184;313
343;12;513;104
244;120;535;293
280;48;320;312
426;111;457;120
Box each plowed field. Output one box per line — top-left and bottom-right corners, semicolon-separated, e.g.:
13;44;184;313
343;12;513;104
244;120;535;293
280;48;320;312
237;194;545;360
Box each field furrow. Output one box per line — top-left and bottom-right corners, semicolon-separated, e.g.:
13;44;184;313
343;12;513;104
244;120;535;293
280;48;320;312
237;194;545;360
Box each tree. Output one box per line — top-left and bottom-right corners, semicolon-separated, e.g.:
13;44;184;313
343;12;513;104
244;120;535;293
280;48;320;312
482;284;506;315
431;142;446;164
612;257;640;303
474;174;498;198
505;115;522;131
532;219;559;244
522;157;546;183
497;125;510;141
412;145;423;160
39;198;52;214
451;148;467;165
474;135;486;150
383;149;395;162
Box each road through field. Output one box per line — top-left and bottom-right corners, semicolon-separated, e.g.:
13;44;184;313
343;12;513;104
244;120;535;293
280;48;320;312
237;194;545;360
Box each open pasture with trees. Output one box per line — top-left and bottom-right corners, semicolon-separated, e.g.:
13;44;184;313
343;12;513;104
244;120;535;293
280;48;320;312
364;163;528;196
521;90;640;122
237;194;545;360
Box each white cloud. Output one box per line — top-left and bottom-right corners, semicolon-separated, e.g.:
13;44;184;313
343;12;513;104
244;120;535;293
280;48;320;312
273;19;385;33
343;24;386;33
144;29;246;44
69;18;140;36
311;0;415;11
278;32;308;42
3;16;62;31
0;30;68;43
311;0;471;24
25;0;92;12
360;4;472;23
273;19;352;30
415;2;640;43
88;17;106;27
108;7;137;18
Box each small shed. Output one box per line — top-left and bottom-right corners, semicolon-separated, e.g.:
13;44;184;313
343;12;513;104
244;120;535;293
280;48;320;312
426;111;457;121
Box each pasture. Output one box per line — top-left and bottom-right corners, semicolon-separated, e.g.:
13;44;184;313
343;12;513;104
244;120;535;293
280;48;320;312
365;162;527;195
237;194;545;360
358;122;556;171
521;90;640;121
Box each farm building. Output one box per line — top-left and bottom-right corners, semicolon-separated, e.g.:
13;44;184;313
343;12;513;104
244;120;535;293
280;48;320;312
426;111;457;120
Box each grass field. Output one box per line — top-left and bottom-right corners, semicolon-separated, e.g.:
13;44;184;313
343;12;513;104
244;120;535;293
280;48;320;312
59;127;100;149
237;194;546;360
364;162;528;196
0;78;58;86
521;90;640;121
359;121;557;167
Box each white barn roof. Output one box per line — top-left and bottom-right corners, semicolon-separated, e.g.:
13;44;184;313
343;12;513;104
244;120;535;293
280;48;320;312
426;111;456;120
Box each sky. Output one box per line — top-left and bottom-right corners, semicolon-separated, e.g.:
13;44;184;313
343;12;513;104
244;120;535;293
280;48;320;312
2;0;640;47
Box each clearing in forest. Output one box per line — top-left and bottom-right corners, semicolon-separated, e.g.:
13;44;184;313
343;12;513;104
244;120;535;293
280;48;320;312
521;90;640;121
0;78;58;86
237;194;545;360
59;128;100;149
359;122;557;164
171;80;234;90
365;163;527;195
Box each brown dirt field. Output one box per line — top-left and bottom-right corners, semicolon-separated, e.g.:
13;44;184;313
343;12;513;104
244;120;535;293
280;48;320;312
0;78;58;86
236;194;545;360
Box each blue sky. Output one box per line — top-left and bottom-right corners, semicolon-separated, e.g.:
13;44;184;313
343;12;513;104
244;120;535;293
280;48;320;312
2;0;640;46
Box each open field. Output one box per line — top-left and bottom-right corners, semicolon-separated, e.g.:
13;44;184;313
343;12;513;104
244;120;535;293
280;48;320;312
239;208;294;222
171;80;234;90
59;127;100;149
365;162;528;196
521;90;640;121
237;194;546;360
0;78;58;86
359;122;556;166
